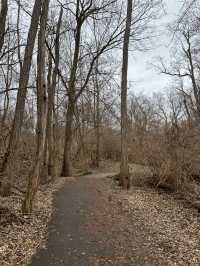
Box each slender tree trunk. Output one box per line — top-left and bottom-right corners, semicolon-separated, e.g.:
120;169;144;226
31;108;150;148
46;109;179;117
41;132;49;183
61;101;74;176
74;95;86;162
22;0;49;213
40;51;52;183
95;88;100;167
46;54;53;179
48;7;63;180
1;91;9;129
93;64;100;168
50;110;57;178
1;46;11;129
120;0;132;189
183;97;192;126
1;0;42;177
0;0;8;53
61;15;82;176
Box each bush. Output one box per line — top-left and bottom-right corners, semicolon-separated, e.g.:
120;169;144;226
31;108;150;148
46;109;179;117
143;128;194;191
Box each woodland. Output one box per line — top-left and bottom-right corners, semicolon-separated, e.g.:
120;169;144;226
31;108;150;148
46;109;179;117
1;0;200;265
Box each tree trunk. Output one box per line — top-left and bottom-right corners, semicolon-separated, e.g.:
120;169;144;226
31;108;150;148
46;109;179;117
0;0;8;53
50;112;57;178
40;129;49;183
61;14;82;176
61;101;74;176
1;44;11;130
47;7;63;180
1;0;42;177
22;0;49;214
40;51;52;183
120;0;132;189
93;64;100;168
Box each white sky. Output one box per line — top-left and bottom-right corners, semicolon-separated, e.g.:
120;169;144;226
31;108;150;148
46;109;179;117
128;0;183;96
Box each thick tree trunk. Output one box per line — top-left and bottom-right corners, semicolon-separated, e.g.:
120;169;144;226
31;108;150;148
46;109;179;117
0;0;8;53
22;0;49;214
1;0;42;176
120;0;132;189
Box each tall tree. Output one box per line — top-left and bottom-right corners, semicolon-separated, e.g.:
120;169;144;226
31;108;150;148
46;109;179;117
0;0;43;190
93;61;100;168
61;0;82;176
61;0;125;177
119;0;132;189
42;6;63;181
22;0;50;213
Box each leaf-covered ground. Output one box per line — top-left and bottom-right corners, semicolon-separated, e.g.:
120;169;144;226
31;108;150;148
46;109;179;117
116;187;200;265
1;168;200;265
30;173;200;265
0;177;67;266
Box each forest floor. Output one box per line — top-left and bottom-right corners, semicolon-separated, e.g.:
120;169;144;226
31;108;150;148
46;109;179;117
1;164;200;265
29;171;200;266
0;177;68;266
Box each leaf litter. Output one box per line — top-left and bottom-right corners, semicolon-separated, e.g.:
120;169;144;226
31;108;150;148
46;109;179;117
0;177;68;266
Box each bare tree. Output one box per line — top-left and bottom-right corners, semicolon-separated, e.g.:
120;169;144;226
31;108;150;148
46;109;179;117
159;14;200;121
93;61;101;168
0;0;43;193
61;0;125;176
42;6;63;181
61;0;82;176
119;0;132;189
22;0;50;213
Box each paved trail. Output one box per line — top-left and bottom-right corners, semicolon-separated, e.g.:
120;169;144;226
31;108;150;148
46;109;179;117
30;174;166;266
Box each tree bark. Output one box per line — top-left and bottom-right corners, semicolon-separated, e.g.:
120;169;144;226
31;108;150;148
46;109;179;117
61;12;82;177
48;7;63;180
40;50;52;183
0;0;8;53
1;0;42;177
120;0;132;189
22;0;49;214
61;101;75;176
93;63;100;168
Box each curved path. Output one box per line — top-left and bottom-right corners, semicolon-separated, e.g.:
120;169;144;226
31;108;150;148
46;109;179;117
30;174;166;266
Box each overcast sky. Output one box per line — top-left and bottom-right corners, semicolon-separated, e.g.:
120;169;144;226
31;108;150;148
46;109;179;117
128;0;183;96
